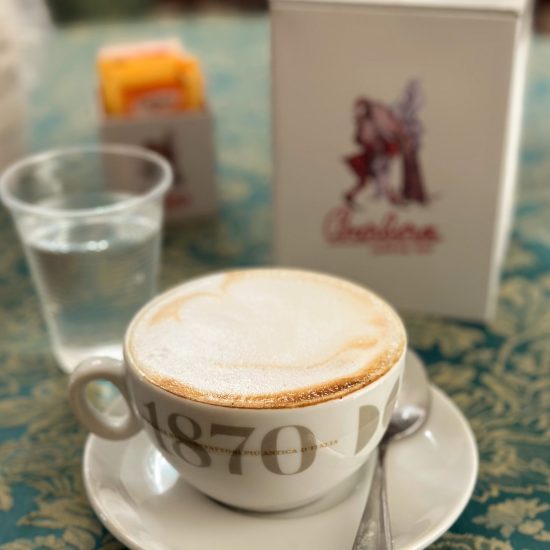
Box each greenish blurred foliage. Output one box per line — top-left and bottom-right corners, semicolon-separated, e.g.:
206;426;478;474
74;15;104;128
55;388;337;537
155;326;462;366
46;0;155;23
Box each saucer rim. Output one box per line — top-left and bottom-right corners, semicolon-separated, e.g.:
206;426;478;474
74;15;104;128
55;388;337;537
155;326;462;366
82;384;479;550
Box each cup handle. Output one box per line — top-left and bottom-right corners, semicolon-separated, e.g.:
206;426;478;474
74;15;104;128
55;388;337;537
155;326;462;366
69;357;142;441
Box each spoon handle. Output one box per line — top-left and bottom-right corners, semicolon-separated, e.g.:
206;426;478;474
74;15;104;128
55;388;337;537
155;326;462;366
352;445;393;550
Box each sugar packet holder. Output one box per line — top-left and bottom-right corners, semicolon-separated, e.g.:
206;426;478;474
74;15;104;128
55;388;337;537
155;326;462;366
100;108;218;224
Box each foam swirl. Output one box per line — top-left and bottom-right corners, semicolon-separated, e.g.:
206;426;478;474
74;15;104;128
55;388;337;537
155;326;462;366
126;269;406;408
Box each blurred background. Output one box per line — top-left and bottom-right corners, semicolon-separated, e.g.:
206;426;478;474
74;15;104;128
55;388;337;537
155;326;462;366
38;0;550;32
47;0;268;22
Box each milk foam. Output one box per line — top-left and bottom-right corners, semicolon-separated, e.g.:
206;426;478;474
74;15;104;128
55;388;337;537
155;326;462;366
127;269;406;407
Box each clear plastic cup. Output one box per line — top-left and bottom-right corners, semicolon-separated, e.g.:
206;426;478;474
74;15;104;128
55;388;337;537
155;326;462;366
0;144;172;372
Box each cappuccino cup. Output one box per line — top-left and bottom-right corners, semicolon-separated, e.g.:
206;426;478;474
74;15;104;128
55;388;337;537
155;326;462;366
69;268;406;512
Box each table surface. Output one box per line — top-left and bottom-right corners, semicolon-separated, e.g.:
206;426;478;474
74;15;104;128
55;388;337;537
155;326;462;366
1;15;549;550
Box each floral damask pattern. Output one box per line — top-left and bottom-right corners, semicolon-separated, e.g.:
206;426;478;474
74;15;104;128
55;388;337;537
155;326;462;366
0;18;549;549
473;499;550;541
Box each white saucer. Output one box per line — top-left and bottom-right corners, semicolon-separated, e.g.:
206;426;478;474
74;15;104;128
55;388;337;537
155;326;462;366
83;385;478;550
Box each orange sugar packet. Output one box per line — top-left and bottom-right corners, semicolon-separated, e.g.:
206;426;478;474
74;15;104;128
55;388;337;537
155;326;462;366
98;39;206;117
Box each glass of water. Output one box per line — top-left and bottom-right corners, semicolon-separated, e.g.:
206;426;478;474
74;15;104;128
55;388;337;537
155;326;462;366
0;144;172;372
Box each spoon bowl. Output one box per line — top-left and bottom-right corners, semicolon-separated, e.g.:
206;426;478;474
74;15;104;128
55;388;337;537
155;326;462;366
387;350;431;441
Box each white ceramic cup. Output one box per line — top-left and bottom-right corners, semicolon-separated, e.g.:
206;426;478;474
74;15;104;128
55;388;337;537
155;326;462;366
69;282;405;512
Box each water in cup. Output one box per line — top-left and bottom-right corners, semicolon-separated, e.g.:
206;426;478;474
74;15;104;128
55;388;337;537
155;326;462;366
24;194;160;371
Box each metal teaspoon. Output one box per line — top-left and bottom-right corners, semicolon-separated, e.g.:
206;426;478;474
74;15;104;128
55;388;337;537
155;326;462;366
352;350;432;550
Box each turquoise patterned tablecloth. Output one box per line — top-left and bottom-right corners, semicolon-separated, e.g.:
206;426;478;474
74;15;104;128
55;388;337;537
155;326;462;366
0;16;549;549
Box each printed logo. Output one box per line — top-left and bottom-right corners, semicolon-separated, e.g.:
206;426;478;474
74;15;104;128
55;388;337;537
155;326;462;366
323;80;441;254
343;80;427;207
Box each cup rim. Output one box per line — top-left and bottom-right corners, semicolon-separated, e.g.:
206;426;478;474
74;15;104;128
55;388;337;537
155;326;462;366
122;267;408;411
124;345;406;413
0;143;173;219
